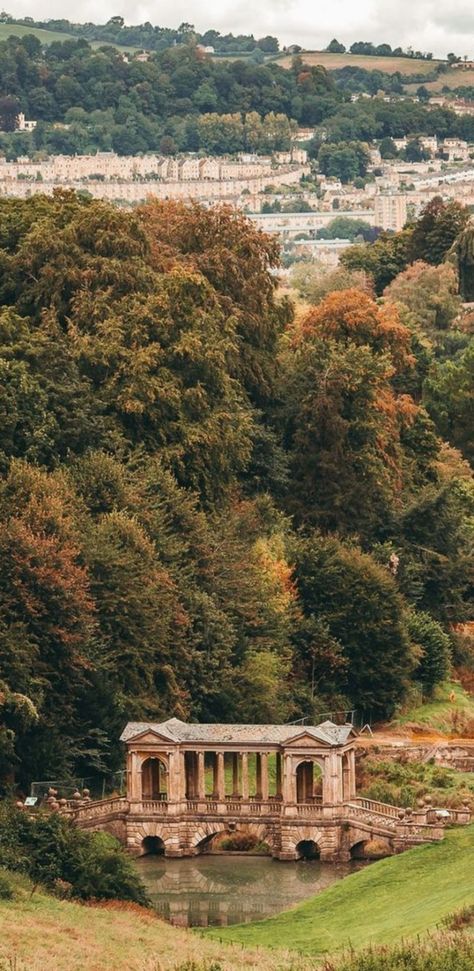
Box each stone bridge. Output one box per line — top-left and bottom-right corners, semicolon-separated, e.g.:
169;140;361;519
65;791;470;861
63;718;471;861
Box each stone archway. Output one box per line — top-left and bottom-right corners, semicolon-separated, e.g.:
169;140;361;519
350;837;392;860
189;821;275;856
141;756;167;800
142;835;165;856
295;759;324;803
295;839;320;860
128;821;176;856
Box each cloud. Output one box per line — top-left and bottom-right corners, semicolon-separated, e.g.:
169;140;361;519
11;0;474;57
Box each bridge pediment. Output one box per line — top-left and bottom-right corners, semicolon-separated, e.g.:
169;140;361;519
127;729;175;747
284;731;333;748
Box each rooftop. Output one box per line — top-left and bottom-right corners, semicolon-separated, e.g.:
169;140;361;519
120;717;354;747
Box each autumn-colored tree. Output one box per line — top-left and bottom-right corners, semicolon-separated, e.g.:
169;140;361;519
282;289;425;537
384;261;461;335
0;461;96;782
138;200;292;405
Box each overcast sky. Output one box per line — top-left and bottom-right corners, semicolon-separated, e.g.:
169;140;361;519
9;0;474;58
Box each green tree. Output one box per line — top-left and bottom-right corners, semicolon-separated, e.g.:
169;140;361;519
424;342;474;463
408;609;451;695
294;533;414;715
408;197;470;266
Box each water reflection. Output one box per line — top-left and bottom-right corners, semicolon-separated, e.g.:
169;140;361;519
137;854;362;927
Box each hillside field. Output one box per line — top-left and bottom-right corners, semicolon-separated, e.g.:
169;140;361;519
205;824;474;956
0;873;308;971
0;22;77;44
274;50;444;74
0;22;139;51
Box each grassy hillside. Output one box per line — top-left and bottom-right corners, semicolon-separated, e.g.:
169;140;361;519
393;680;474;735
0;872;308;971
0;22;139;51
205;824;474;956
274;50;443;74
405;71;474;92
0;22;77;44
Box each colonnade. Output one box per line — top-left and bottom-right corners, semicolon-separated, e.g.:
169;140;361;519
135;747;357;805
183;751;280;801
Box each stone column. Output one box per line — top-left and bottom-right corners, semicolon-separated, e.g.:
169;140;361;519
241;752;249;800
276;753;282;797
283;754;295;804
348;748;356;798
325;751;343;804
256;753;262;799
129;751;140;800
197;751;205;800
232;753;239;797
342;754;351;802
168;749;183;803
216;752;225;801
260;752;269;801
322;755;331;804
212;752;218;798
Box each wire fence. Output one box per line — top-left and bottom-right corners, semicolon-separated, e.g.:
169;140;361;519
30;770;126;801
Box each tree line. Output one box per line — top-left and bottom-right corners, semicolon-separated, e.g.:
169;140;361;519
0;192;472;793
0;38;473;159
0;14;280;54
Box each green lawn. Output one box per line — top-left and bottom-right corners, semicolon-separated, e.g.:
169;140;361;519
0;22;140;51
204;824;474;956
0;23;77;44
393;681;474;734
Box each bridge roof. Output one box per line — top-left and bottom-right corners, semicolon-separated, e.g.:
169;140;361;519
120;717;354;747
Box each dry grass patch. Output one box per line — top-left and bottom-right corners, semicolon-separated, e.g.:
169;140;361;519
275;52;442;74
0;879;309;971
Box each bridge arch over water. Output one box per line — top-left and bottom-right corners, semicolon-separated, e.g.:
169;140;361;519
63;718;472;861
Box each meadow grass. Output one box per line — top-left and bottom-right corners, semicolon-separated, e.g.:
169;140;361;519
204;824;474;956
0;872;308;971
0;23;77;44
273;51;443;74
393;681;474;734
0;22;139;51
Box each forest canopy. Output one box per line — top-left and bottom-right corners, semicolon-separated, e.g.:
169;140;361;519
0;192;472;792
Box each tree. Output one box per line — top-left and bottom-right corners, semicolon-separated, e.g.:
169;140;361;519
0;95;19;132
424;342;474;464
453;221;474;301
405;138;427;162
294;533;414;715
318;141;370;183
379;136;398;159
0;460;97;783
384;261;461;335
256;35;279;53
290;263;372;303
408;610;451;695
341;229;413;294
281;289;420;538
408;197;470;267
326;39;346;54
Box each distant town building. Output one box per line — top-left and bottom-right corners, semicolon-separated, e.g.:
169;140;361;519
442;139;469;162
374;193;407;232
15;113;37;133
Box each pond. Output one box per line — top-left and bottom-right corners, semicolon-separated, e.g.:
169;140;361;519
137;854;363;927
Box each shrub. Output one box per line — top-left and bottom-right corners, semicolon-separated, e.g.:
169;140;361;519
0;803;148;905
218;832;269;852
0;869;13;899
